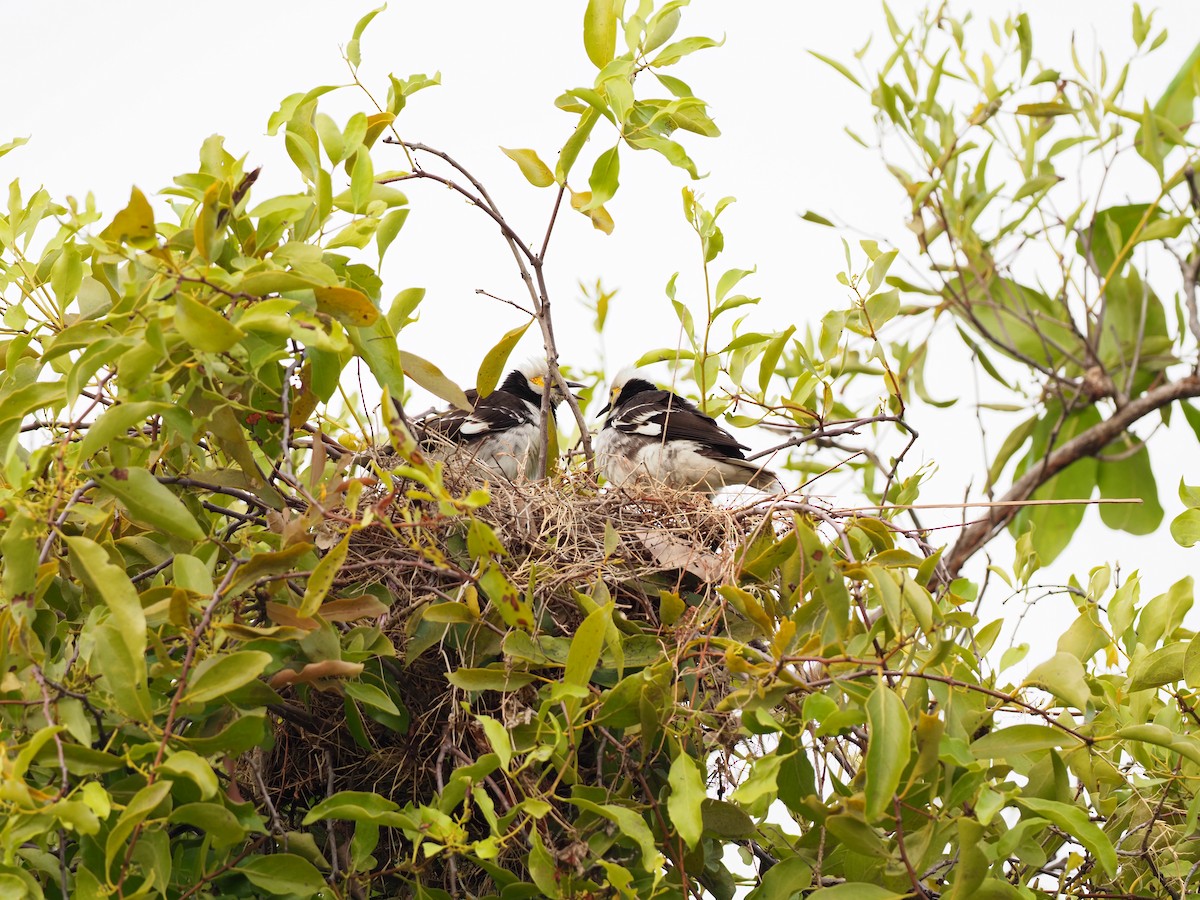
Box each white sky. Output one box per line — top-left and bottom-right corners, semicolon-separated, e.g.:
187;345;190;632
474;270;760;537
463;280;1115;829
4;1;1198;665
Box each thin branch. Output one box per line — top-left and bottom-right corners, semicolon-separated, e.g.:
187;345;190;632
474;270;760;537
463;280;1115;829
475;289;534;317
745;414;909;461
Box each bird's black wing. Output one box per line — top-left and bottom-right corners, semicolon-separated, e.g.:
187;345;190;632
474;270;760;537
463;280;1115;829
455;390;536;440
418;389;481;442
610;389;749;459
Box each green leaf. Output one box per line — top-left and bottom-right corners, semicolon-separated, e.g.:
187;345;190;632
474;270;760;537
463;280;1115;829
476;320;533;397
314;113;347;164
667;753;705;849
1118;723;1200;767
1151;38;1200;131
0;135;29;160
235;854;326;896
169;802;250;849
174;293;246;353
477;563;535;631
750;857;813;898
570;799;664;874
94;467;206;541
1135;215;1189;244
500;147;555;188
350;150;375;214
159;751;220;800
1024;652;1090;710
971;724;1080;758
375;206;410;264
808;886;906;900
77;401;171;461
51;242;83;305
65;536;146;657
528;829;558;896
184;651;273;704
444;668;536;692
344;681;401;716
0;511;37;603
1012;407;1101;565
807;51;864;89
864;679;911;820
1012;173;1060;202
347;4;387;69
1172;508;1200;547
93;622;152;720
1128;641;1187;690
303;791;400;824
1016;797;1117;876
476;714;513;771
799;210;835;227
585;144;620;210
1137;577;1194;650
105;780;172;870
1015;12;1032;74
563;603;609;719
652;35;724;67
986;415;1036;490
583;0;617;69
700;798;755;839
557;109;599;183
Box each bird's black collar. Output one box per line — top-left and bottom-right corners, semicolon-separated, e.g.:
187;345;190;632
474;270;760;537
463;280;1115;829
500;369;541;404
614;376;662;408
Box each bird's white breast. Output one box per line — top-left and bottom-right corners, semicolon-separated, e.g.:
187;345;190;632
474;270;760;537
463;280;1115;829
595;431;734;491
476;422;540;480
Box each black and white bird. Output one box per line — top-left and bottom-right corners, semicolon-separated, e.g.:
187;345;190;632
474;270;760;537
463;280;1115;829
417;358;579;481
594;367;781;494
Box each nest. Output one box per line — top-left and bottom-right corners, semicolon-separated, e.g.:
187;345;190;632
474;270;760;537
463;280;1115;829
252;456;779;890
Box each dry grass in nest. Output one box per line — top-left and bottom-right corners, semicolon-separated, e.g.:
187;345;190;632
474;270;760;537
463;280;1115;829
253;459;783;887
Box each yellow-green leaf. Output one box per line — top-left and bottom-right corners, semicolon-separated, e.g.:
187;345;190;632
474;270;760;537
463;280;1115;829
476;321;534;399
314;285;378;327
971;723;1079;758
175;293;246;353
300;529;352;617
500;147;554;188
399;350;470;410
66;536;147;654
100;187;156;248
557;109;599;183
1015;102;1078;117
583;0;617;69
570;189;615;234
1025;651;1090;709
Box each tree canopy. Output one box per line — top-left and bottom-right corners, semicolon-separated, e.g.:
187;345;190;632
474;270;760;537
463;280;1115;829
2;2;1200;898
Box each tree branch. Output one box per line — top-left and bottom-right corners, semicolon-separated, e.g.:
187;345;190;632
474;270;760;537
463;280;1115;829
943;374;1200;580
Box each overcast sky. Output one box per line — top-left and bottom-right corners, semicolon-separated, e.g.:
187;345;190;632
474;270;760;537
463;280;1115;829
5;1;1197;664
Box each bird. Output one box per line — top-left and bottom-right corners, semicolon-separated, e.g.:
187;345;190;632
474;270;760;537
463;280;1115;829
593;367;781;494
416;358;581;480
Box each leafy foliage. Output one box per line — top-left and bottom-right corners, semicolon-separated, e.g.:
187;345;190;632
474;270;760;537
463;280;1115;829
1;3;1200;900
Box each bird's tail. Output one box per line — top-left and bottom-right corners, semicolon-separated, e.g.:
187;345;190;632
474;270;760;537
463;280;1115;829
726;459;783;492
